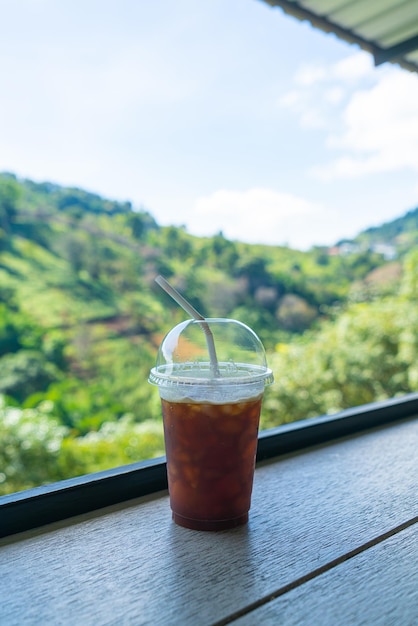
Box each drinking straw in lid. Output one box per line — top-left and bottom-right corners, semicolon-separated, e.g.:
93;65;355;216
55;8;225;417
155;275;220;377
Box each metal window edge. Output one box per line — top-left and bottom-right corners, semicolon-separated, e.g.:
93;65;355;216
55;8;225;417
1;392;418;539
374;34;418;65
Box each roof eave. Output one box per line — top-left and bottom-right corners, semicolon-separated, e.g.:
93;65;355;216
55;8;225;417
261;0;418;73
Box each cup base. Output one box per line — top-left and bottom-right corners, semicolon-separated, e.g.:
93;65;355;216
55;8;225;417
172;512;248;531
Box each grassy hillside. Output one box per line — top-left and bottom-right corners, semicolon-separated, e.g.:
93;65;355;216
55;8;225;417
1;172;417;494
356;206;418;252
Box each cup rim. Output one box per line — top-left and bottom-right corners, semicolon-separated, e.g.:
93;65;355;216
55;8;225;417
148;362;274;387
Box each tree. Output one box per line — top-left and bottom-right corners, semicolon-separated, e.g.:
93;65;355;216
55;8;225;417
61;233;87;273
0;177;20;233
276;294;317;331
0;350;61;402
160;226;192;259
262;292;417;429
401;249;418;301
235;257;272;296
0;305;21;355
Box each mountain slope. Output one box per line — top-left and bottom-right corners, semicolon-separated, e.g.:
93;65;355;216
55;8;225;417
1;172;417;495
355;206;418;252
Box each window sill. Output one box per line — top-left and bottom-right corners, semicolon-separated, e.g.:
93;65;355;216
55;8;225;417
1;392;418;539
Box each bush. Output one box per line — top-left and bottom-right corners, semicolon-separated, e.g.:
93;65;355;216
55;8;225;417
0;397;68;495
60;416;165;476
0;395;165;494
261;294;417;429
0;350;61;402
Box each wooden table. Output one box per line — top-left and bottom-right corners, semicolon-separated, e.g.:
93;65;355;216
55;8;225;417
1;415;417;625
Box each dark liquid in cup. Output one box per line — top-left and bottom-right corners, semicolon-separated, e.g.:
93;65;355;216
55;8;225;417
161;395;262;530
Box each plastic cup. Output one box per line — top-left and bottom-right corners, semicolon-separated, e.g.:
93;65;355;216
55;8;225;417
149;318;273;531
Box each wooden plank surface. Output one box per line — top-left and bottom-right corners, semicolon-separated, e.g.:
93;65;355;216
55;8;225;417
0;416;417;626
233;523;418;626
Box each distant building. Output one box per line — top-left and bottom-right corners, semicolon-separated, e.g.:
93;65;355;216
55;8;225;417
327;242;361;256
338;242;361;255
370;243;397;260
327;246;340;256
328;241;397;259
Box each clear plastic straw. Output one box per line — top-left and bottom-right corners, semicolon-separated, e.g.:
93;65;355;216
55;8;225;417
155;275;220;377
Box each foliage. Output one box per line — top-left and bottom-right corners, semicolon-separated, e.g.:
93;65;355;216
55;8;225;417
0;171;417;495
0;350;61;402
0;396;164;495
357;206;418;249
276;294;317;332
0;176;20;234
0;398;68;494
60;416;165;477
261;266;418;429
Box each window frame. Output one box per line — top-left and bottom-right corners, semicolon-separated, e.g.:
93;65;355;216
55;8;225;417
1;392;418;538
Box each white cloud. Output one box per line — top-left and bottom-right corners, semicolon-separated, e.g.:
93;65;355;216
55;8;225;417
278;90;302;108
186;188;334;249
312;70;418;179
324;87;345;105
331;52;373;82
292;51;373;88
279;51;375;132
278;89;328;128
299;109;328;129
294;64;327;86
280;49;418;181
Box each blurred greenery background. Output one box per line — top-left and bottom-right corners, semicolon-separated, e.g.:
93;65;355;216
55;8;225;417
1;172;417;494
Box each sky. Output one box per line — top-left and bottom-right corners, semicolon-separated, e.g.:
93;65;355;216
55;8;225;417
1;0;418;250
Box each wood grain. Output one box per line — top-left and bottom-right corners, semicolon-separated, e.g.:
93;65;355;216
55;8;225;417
0;416;417;626
233;523;418;626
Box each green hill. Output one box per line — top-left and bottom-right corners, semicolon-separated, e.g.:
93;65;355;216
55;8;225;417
348;206;418;254
1;172;417;495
